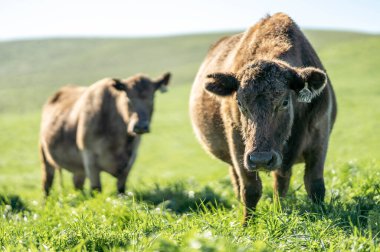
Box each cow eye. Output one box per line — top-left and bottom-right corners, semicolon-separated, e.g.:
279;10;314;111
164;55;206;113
282;99;289;108
237;100;242;107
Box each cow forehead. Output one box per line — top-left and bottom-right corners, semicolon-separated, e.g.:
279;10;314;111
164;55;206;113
124;76;154;98
238;79;287;101
239;60;291;84
237;61;290;100
127;76;150;89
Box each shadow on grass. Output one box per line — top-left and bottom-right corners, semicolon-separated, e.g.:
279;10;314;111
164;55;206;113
134;181;232;214
278;180;380;235
0;194;29;212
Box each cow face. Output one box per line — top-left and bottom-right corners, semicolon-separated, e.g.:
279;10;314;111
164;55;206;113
113;72;171;135
205;60;326;171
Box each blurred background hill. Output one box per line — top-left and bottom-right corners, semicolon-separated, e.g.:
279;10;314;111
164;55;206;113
0;30;378;113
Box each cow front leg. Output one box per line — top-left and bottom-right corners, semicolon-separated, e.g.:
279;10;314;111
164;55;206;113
73;171;86;191
116;167;132;194
273;168;292;198
304;149;326;203
239;169;262;224
229;166;241;200
82;150;102;192
117;136;140;194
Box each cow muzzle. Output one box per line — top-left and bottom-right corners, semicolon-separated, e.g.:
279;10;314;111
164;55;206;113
133;121;150;134
246;150;282;171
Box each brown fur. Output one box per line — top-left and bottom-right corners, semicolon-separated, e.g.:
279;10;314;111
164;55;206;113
40;73;171;196
190;13;337;223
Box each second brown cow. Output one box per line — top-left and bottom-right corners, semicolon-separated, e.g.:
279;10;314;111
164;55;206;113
40;73;171;196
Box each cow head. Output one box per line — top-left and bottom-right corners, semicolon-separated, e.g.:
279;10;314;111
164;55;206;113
205;59;327;171
112;72;171;135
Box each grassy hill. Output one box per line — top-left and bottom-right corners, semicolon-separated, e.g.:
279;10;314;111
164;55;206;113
0;30;376;113
0;30;380;251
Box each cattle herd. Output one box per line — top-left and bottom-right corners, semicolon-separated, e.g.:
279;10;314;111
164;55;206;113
39;13;336;223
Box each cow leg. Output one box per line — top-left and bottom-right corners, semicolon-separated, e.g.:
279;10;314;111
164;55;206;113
273;168;292;198
116;159;134;194
228;129;262;223
303;147;326;203
40;145;56;197
73;171;86;191
239;169;262;224
41;161;55;197
117;136;140;194
116;169;130;194
82;150;102;192
229;166;241;200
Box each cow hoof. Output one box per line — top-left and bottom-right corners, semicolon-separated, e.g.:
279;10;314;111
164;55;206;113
310;178;325;203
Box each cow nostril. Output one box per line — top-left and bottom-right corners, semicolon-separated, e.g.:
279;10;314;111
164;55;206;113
267;155;275;166
133;123;150;134
248;156;257;169
143;126;150;133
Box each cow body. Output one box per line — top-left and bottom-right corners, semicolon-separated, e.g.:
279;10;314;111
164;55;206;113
40;73;170;196
190;13;337;222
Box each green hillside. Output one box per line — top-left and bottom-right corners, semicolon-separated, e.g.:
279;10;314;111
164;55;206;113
0;30;380;251
0;30;376;113
0;33;229;113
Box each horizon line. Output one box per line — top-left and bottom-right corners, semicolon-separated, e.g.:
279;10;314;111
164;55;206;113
1;27;378;43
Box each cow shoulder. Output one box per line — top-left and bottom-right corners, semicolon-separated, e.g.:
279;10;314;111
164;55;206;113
76;78;126;149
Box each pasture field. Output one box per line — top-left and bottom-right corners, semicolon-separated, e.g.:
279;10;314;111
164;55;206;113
0;30;380;251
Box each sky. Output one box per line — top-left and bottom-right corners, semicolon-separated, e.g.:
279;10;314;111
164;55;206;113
1;0;380;41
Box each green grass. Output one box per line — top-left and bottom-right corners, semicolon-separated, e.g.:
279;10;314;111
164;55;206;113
1;30;380;251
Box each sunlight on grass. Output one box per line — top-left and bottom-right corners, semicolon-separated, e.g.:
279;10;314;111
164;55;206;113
0;31;379;251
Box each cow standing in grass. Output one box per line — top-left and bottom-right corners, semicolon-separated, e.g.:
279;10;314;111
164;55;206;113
40;73;171;196
190;13;337;222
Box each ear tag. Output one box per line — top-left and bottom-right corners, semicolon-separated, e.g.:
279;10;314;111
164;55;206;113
297;83;312;103
159;85;168;93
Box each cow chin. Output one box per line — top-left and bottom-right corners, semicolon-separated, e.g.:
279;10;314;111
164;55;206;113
244;149;282;172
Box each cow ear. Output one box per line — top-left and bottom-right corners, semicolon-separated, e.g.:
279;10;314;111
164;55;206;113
289;67;327;103
155;72;171;93
112;79;126;91
205;73;239;96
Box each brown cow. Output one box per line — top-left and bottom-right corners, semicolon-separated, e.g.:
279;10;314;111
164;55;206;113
190;13;337;222
40;73;171;196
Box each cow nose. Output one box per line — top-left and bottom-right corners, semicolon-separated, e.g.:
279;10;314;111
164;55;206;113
133;121;150;134
248;151;278;171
